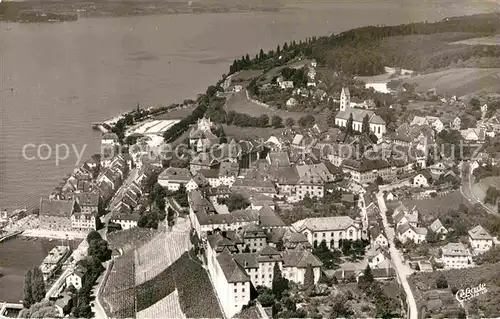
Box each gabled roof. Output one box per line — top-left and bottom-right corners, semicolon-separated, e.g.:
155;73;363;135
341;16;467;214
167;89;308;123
258;205;285;228
429;219;446;233
441;242;470;257
468;225;492;240
293;216;356;232
158;167;191;182
281;250;323;268
268;152;290;167
216;250;250;283
39;198;75;217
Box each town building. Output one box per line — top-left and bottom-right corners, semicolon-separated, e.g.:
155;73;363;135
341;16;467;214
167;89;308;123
440;242;472;269
412;170;432;188
158;167;192;191
189;117;218;152
468;225;493;253
429;218;448;238
66;265;86;290
342;158;394;185
292;216;362;249
39;198;76;231
369;225;388;248
397;223;427;244
71;212;97;231
335;87;386;139
110;212;140;230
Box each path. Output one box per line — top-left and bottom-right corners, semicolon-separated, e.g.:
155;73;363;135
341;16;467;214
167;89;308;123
92;260;111;319
376;191;418;319
460;161;498;216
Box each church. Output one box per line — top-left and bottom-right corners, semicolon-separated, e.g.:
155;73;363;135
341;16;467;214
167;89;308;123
334;87;386;139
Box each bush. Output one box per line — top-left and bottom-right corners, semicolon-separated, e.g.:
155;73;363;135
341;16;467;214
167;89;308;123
436;274;448;289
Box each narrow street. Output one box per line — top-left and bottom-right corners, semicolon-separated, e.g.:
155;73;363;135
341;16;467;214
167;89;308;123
91;261;111;319
104;167;138;224
376;192;418;319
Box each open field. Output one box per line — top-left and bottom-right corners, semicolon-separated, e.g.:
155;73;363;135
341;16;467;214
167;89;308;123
396;191;469;223
230;70;264;83
452;35;500;46
226;91;308;120
223;124;285;140
155;106;196;120
403;68;500;97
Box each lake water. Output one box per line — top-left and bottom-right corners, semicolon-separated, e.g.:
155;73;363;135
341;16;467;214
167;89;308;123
0;236;81;303
0;0;497;212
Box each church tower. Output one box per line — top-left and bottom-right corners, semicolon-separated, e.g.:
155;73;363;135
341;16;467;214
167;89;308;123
340;87;350;111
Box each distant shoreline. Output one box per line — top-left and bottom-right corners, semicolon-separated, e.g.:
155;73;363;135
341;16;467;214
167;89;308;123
0;0;281;23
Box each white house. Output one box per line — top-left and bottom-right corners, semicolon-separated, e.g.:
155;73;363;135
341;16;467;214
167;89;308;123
110;213;139;230
468;225;493;253
158;167;192;191
286;98;298;107
460;128;485;143
441;242;472;269
411;116;444;133
412;171;432;188
66;265;86;290
397;223;427;244
367;245;390;268
370;225;388;248
451;117;461;130
429;218;448;238
292;216;362;249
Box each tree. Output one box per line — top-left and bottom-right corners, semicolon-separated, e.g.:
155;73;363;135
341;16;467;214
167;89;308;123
329;294;353;319
304;263;315;292
362;264;374;283
221;193;250;211
346;113;354;135
436;274;448;289
88;238;112;262
298;115;315;128
31;267;46;303
271;115;284;128
86;230;102;244
23;269;33;308
272;263;289;300
362;114;370;133
285;117;295;127
258;114;270;127
257;292;275;307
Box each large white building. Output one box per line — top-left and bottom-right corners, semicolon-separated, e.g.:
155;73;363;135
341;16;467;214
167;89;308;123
158;167;192;191
440;242;472;269
335;87;386;139
292;216;362;249
468;225;493;253
206;231;322;318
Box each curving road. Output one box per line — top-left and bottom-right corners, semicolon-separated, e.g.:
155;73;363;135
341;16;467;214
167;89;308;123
460;161;498;216
376;191;418;319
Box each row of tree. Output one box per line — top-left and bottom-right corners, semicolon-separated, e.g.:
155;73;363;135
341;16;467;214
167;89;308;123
163;83;224;143
23;267;46;308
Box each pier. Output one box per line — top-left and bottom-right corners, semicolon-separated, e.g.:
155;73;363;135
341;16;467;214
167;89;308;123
0;230;23;243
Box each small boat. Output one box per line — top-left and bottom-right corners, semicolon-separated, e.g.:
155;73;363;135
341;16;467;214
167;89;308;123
33;237;38;241
49;238;53;242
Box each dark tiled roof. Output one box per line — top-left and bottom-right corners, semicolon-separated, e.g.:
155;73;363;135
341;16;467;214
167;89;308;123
217;251;250;283
39;198;75;217
282;250;322;268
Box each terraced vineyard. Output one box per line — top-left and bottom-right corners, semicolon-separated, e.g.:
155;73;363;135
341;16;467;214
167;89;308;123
136;251;223;318
135;230;191;285
101;252;136;318
137;289;185;319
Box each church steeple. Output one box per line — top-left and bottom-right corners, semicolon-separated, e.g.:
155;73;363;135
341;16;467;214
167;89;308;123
340;87;350;111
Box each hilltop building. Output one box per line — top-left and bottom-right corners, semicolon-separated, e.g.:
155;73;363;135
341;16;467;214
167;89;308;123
335;87;386;139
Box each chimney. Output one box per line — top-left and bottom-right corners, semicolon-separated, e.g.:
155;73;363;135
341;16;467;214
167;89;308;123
221;231;227;238
244;261;248;267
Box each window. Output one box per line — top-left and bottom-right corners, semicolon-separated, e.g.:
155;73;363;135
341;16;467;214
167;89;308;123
242;288;245;292
262;275;265;278
349;230;353;237
314;233;317;237
234;289;237;293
